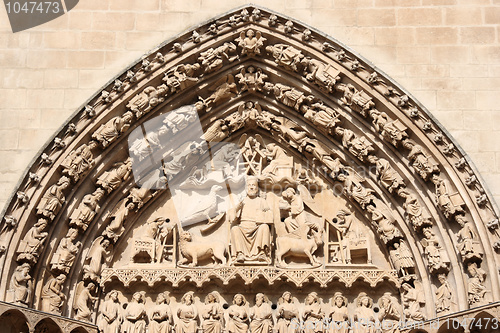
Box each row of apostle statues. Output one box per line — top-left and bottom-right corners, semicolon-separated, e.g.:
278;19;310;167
97;290;405;333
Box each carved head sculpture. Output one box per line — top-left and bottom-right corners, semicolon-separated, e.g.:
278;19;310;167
66;228;79;241
305;292;318;305
87;282;96;292
56;274;66;284
58;176;71;189
356;292;372;308
132;291;145;303
422;227;434;239
437;274;447;284
35;218;48;230
378;292;393;309
280;291;292;304
332;292;347;308
246;177;259;198
205;292;218;304
255;293;267;305
282;187;295;201
123;111;134;123
156;291;170;304
182;291;194;305
246;29;255;38
233;293;246;306
107;290;119;302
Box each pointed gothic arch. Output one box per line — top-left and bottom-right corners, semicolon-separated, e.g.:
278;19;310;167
0;5;499;333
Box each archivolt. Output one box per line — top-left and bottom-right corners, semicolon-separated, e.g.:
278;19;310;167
0;5;498;321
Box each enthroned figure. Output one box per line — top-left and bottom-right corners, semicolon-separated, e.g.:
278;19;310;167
276;291;299;333
149;292;173;333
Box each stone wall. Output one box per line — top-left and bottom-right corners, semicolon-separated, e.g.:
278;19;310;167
0;0;499;212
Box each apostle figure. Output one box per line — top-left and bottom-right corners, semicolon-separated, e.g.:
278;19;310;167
250;293;273;333
328;292;349;333
149;292;173;333
10;263;32;306
276;291;299;333
202;292;223;333
303;292;324;333
97;290;122;333
176;291;198;333
227;294;249;333
352;293;375;333
123;292;147;333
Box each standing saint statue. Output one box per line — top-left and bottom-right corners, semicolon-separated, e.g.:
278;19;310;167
97;290;122;333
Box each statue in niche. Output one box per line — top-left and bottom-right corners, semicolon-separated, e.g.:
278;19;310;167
235;66;268;93
302;103;341;133
127;84;168;117
74;282;98;322
402;139;439;181
435;273;453;314
467;262;488;305
238;101;262;128
10;263;32;306
198;42;238;74
230;177;272;263
97;158;133;193
227;294;249;333
149;292;173;333
336;170;375;209
335;127;374;162
303;292;324;333
133;217;174;264
178;230;228;267
36;176;70;220
276;291;299;333
397;188;432;231
352;293;375;333
336;83;375;117
97;290;122;333
455;215;483;261
41;274;66;314
83;237;113;282
249;293;273;333
389;241;415;277
60;141;98;182
50;228;81;274
202;292;223;333
176;291;198;333
328;292;349;333
164;63;201;93
366;204;403;245
16;218;48;264
266;44;304;71
271;83;314;112
377;293;401;333
421;227;449;274
123;292;147;333
369;109;408;147
301;57;341;93
103;199;135;242
202;118;230;143
401;282;425;322
431;175;465;219
129;125;170;161
236;29;266;56
92;111;134;148
195;75;238;112
304;141;344;178
69;188;105;231
367;156;405;194
162;105;198;134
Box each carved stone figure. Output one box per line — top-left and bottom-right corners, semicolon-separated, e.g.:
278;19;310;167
266;44;304;71
389;241;415;276
435;274;453;313
301;57;341;92
227;294;249;333
238;101;262;128
16;219;48;264
467;262;488;305
132;217;174;263
74;282;98;322
196;75;238;112
202;292;223;333
366;204;403;245
250;293;273;333
336;83;375;116
130;125;170;161
230;177;272;263
10;263;32;306
303;292;324;333
270;121;310;151
236;29;266;56
97;158;133;193
36;176;70;220
149;292;173;333
303;103;341;133
261;142;293;177
202;119;230;143
276;222;323;267
127;84;168;117
276;292;299;333
377;293;401;333
369;109;408;147
352;293;375;333
431;175;465;219
336;171;375;209
421;227;449;274
104;199;135;242
272;83;314;111
368;157;405;194
178;230;227;266
164;63;201;93
328;292;349;333
69;188;105;231
50;228;81;274
398;189;432;230
176;292;198;333
456;216;483;261
61;141;98;182
92;111;134;148
198;42;238;73
304;141;344;178
97;290;122;333
235;66;268;93
83;237;112;282
401;283;425;322
41;274;66;314
403;140;439;181
163;105;198;134
335;127;374;162
123;292;147;333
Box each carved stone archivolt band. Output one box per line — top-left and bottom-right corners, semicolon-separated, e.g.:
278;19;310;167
0;5;499;333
